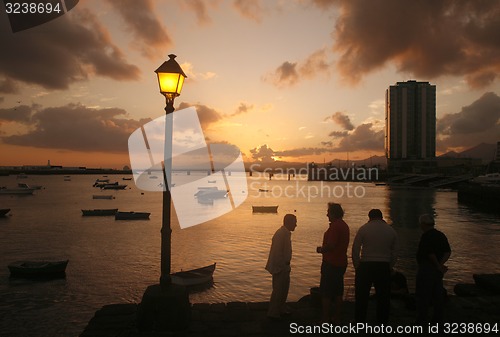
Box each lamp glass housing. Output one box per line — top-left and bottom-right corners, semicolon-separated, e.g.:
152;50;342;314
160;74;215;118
157;72;185;96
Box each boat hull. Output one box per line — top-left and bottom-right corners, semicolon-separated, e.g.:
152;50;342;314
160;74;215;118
82;209;118;216
171;263;216;287
252;206;278;213
0;208;11;216
115;211;150;220
8;260;68;278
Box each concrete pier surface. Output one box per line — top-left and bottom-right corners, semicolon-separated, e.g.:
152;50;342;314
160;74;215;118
80;293;500;337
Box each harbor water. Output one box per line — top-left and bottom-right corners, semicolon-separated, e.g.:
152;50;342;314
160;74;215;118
0;173;499;336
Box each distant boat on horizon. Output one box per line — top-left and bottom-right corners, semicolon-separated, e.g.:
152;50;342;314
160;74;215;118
252;205;278;213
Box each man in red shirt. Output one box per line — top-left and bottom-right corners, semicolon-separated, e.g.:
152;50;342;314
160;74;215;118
317;203;350;324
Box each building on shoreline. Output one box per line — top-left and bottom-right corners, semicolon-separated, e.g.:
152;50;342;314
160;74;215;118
385;80;436;173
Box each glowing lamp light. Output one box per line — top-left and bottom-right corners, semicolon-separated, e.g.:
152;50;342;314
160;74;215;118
155;54;187;97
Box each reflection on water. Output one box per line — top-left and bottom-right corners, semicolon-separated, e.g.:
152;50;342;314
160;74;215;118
387;187;436;228
0;175;499;337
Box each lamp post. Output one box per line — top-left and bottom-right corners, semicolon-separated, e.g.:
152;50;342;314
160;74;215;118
137;54;190;333
155;54;187;288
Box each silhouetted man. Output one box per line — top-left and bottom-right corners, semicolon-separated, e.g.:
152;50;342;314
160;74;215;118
265;214;297;319
352;209;397;324
415;214;451;325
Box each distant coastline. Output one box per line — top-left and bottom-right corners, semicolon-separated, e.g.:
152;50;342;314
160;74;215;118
0;167;132;176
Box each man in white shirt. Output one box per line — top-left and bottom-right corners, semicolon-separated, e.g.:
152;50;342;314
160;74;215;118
265;214;297;319
352;209;397;323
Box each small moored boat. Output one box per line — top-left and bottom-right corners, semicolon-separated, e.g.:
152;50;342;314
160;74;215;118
102;184;127;190
0;208;11;216
171;263;216;287
92;194;115;199
252;206;279;213
0;187;35;195
8;260;69;278
82;209;118;216
115;211;150;220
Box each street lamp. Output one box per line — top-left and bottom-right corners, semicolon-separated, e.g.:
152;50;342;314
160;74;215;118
154;54;187;288
138;55;190;333
155;54;187;114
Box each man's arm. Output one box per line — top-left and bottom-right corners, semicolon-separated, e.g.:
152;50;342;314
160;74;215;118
352;231;361;269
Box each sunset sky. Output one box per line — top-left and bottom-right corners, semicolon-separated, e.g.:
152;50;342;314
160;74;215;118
1;0;499;169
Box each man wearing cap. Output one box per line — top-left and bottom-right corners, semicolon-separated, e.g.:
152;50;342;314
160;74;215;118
415;214;451;325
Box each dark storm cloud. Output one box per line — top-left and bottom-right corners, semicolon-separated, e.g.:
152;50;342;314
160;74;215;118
0;78;18;94
325;111;354;130
0;7;140;90
1;104;150;152
0;104;35;123
264;49;331;88
105;0;172;58
311;0;500;88
437;92;500;148
178;102;223;128
336;123;384;151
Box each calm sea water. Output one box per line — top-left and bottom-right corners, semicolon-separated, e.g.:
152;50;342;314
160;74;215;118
0;173;499;337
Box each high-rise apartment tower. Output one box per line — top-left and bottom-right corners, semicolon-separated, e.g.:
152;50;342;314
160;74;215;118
385;80;436;164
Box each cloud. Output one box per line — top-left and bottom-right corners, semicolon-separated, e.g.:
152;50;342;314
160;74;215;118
178;102;223;128
230;102;254;117
181;62;217;81
437;92;500;148
247;121;385;161
183;0;212;25
0;78;18;94
249;144;276;162
0;7;140;90
328;130;348;138
336;123;384;151
233;0;264;22
0;104;36;123
312;0;500;88
1;103;150;152
105;0;172;59
264;49;331;88
325;111;354;130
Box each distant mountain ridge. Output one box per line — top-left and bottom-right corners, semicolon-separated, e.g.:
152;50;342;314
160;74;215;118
439;143;496;163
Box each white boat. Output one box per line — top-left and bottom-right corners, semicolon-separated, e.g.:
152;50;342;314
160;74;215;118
194;187;228;199
472;173;500;184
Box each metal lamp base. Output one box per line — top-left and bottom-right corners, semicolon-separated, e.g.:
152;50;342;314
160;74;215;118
137;283;191;332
